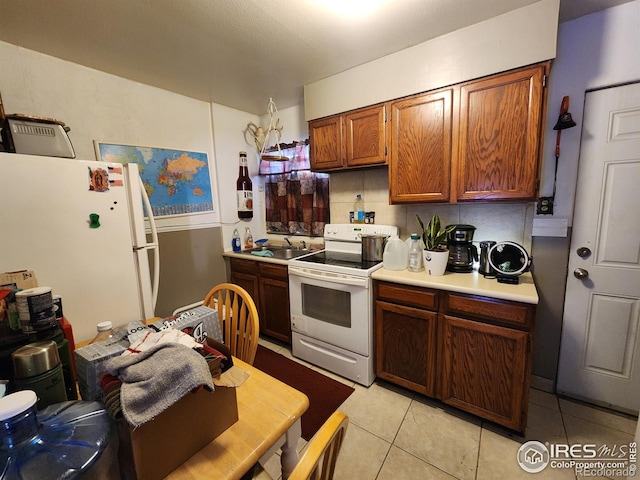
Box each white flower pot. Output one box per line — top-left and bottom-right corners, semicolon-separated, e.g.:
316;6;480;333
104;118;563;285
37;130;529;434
423;249;449;276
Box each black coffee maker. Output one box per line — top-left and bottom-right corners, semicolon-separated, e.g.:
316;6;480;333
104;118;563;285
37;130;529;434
446;224;478;273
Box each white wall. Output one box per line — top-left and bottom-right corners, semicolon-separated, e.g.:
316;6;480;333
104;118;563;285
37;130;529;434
0;41;237;338
0;42;220;231
304;0;559;120
538;0;640;223
211;103;262;249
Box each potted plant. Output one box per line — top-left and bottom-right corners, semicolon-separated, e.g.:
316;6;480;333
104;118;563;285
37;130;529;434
416;214;454;275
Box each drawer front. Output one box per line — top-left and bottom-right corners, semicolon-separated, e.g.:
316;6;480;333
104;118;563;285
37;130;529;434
375;281;438;310
444;293;533;328
259;262;288;280
229;257;258;275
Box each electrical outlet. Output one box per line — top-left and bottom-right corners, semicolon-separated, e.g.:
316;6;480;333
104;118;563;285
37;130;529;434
537;197;554;215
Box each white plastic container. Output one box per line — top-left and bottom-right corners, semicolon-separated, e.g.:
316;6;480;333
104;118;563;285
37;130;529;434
383;235;408;270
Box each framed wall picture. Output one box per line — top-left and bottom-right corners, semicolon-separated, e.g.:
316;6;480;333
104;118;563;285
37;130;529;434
94;141;214;218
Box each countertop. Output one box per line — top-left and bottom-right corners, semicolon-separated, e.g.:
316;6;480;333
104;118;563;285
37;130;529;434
372;268;539;304
222;249;306;266
224;249;539;305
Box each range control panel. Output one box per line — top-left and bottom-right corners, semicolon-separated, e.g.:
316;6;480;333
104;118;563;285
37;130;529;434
323;224;398;242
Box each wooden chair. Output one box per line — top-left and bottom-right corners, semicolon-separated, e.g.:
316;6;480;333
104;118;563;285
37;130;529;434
288;411;349;480
203;283;260;365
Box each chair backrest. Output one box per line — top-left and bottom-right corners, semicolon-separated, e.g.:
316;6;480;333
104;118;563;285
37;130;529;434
203;283;260;365
289;411;349;480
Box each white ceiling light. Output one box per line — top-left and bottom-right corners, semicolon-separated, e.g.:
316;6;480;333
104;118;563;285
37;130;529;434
319;0;388;17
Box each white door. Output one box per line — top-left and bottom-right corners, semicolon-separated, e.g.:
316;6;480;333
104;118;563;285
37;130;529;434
556;82;640;414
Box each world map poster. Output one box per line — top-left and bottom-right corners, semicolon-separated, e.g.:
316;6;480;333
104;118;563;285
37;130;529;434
95;142;214;217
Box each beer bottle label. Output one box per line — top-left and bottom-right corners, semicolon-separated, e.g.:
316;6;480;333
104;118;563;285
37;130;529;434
237;190;253;212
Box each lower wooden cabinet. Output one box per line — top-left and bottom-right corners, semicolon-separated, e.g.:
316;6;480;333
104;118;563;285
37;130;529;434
229;258;291;344
258;262;292;343
374;280;534;433
440;315;530;431
375;301;437;396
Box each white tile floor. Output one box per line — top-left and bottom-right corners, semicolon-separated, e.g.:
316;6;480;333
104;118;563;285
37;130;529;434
254;337;638;480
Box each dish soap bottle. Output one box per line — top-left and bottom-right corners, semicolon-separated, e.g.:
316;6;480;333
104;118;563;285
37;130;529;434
408;233;423;272
244;227;253;249
232;228;241;252
353;194;365;224
383;235;408;271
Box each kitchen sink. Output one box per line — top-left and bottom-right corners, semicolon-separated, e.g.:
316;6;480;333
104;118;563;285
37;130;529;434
239;245;311;260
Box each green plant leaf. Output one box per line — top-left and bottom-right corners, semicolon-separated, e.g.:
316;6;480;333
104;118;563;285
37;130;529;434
417;214;455;251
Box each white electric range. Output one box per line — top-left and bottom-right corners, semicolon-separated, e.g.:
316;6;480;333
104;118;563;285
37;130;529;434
288;223;398;386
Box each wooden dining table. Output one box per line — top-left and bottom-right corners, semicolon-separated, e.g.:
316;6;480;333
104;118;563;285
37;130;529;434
164;357;310;480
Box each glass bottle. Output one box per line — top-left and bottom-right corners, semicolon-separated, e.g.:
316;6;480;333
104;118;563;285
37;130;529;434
408;233;423;272
353;194;365;224
236;151;253;219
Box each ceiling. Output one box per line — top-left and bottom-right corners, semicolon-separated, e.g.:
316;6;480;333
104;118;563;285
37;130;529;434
0;0;634;114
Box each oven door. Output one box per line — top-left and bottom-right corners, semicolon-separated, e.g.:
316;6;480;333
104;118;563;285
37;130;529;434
288;265;371;356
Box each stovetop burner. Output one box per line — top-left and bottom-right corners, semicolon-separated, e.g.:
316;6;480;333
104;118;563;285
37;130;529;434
294;250;381;270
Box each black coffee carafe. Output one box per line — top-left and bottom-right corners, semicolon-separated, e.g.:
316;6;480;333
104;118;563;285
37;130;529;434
446;225;477;273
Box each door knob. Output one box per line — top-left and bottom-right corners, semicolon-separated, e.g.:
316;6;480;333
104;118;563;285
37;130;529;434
576;247;591;258
574;268;589;279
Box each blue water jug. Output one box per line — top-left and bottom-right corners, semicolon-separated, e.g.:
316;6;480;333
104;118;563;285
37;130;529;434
0;390;118;479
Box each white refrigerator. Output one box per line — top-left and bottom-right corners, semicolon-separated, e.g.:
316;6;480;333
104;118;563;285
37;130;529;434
0;153;159;342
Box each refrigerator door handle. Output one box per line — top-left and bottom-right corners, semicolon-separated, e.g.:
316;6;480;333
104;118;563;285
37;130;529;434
139;175;160;311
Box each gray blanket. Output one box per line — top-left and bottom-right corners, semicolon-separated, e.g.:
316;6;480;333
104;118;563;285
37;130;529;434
105;342;214;427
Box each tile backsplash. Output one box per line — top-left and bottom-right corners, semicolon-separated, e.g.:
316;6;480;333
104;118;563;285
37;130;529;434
330;168;534;252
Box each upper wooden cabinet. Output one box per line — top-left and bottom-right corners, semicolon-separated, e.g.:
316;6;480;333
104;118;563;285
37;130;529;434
309;115;343;170
309;104;386;172
456;63;547;201
389;88;454;203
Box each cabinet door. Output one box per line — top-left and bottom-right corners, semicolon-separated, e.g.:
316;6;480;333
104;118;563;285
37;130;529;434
259;277;291;343
389;89;453;203
344;104;386;168
229;270;259;309
375;300;437;396
440;315;530;432
229;258;260;320
259;263;292;344
457;63;547;201
309;115;343;171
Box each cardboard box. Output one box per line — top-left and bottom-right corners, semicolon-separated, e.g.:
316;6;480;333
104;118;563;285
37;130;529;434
0;270;38;290
118;352;238;479
119;386;238;480
74;321;149;401
75;306;223;401
147;305;222;345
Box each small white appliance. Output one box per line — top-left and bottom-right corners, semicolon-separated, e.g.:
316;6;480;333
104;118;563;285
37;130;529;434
1;115;76;158
288;223;398;386
0;153;159;342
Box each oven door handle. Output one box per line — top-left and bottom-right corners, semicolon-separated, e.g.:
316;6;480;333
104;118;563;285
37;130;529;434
288;267;368;287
